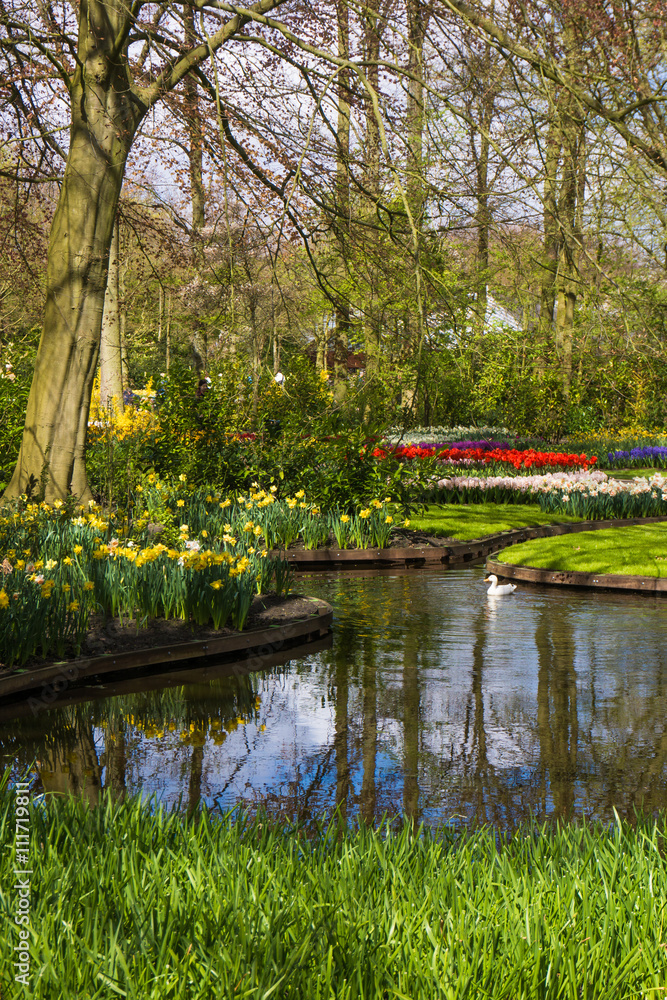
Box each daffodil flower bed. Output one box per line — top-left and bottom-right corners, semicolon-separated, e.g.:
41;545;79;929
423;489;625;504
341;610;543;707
0;498;291;669
131;476;411;552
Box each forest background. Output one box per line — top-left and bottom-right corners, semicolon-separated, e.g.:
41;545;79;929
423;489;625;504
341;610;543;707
2;0;667;498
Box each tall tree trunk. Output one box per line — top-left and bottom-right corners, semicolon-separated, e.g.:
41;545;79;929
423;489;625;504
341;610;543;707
555;99;585;396
99;219;124;410
539;104;562;342
271;280;281;373
405;0;429;367
362;0;383;375
4;0;142;501
185;7;205;234
333;0;351;387
473;124;491;335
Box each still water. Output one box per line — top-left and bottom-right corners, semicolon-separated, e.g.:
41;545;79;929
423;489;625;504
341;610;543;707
3;566;667;830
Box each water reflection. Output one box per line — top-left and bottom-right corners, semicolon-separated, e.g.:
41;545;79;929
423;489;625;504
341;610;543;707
3;567;667;831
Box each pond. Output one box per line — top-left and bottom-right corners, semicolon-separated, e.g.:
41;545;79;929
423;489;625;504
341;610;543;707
3;566;667;831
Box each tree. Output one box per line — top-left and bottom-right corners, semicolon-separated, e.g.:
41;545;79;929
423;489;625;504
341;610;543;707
1;0;287;500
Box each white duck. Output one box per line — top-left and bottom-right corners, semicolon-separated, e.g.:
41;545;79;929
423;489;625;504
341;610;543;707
484;574;517;596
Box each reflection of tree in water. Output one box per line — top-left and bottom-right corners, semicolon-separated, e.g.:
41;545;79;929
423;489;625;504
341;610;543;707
0;673;259;807
38;715;104;806
462;606;493;823
6;574;667;828
359;630;377;825
335;626;351;822
576;619;667;819
536;605;577;819
402;632;420;824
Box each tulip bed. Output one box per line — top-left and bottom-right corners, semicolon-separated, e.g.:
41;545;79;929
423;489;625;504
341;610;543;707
2;787;666;1000
374;441;597;471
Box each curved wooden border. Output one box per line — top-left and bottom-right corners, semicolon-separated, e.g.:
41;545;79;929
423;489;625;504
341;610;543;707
486;558;667;593
0;633;334;723
271;515;667;570
0;598;333;701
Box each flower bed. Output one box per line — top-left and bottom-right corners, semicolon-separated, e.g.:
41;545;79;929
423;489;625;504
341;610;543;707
607;446;667;468
0;482;413;669
429;470;667;519
385;424;512;445
136;479;410;553
374;442;596;471
0;500;290;669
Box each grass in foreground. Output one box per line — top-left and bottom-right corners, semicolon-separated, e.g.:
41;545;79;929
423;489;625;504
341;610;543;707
501;522;667;576
1;791;666;999
410;503;583;541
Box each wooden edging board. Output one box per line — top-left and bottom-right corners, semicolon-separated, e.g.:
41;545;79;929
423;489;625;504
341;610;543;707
270;515;667;570
0;598;333;701
0;634;334;723
486;558;667;593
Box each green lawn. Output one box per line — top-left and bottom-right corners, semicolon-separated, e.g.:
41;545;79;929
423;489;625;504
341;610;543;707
501;522;667;576
2;790;666;998
409;503;583;541
607;467;662;480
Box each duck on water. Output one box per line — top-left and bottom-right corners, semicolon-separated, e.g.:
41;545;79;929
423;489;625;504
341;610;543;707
484;574;517;596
